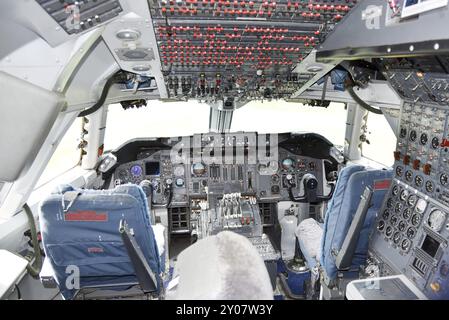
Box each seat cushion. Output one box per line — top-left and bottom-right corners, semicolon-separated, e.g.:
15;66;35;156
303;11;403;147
296;218;323;269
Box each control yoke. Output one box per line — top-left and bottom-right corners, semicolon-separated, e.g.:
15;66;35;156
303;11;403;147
288;173;335;203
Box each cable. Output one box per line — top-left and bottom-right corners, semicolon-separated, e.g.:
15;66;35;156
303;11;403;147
23;203;43;279
14;284;22;300
78;74;119;118
347;85;383;115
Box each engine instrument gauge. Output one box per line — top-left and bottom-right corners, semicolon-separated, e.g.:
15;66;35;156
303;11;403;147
401;239;411;252
392;185;399;196
425;181;434;193
407;194;417;207
409;130;417;142
405;170;413;182
432;137;440;149
411;214;422;227
403;208;412;220
400;190;409;201
415;175;424;187
396;166;403;177
440;173;449;186
420;133;428;145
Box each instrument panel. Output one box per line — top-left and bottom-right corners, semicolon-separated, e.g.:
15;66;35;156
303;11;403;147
368;86;449;298
106;132;340;234
113;144;326;202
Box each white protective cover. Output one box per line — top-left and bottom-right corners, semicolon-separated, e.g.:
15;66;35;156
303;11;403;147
167;231;273;300
296;218;323;263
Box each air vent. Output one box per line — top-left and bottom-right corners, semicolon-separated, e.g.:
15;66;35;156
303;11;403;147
116;48;155;61
36;0;123;34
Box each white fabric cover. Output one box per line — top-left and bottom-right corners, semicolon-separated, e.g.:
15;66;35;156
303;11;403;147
167;231;273;300
296;218;323;263
151;223;165;257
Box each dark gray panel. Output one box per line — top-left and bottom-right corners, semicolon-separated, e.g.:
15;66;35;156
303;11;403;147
317;0;449;61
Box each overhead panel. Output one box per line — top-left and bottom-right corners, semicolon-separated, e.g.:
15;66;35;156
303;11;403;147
147;0;358;102
35;0;123;35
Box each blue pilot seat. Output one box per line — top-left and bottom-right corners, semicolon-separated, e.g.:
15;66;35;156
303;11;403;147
39;184;164;299
297;165;393;291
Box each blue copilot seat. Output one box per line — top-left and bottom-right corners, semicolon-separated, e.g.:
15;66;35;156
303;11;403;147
297;165;393;285
39;184;163;300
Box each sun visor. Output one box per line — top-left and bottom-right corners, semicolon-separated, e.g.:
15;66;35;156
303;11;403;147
0;72;65;182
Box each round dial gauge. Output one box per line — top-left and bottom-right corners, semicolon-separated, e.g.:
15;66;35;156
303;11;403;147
394;203;403;213
401;239;411;252
390;215;399;226
392;185;400;196
400;190;409;201
382;210;390;220
378;220;385;231
407;194;417;207
405;170;413;182
281;158;294;170
407;227;417;239
411;214;422;227
440;173;449;186
420;133;428;145
396;166;403;177
403;208;412;220
415;175;424;187
118;169;128;180
425;181;434;193
400;127;407;138
175;178;185;187
386;226;394;238
432;137;440;149
427;209;447;232
192;162;206;176
415;198;427;214
174;165;185;177
409;130;417;142
387;198;394;209
130;165;143;177
393;232;402;244
398;220;407;232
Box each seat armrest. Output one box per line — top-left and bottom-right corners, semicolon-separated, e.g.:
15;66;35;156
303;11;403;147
119;220;158;294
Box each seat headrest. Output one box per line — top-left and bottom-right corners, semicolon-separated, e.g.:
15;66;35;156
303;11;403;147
167;231;273;300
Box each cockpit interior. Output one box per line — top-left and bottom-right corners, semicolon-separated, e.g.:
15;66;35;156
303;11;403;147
1;0;449;301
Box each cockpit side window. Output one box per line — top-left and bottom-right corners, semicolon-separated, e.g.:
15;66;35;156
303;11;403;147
36;118;83;188
362;112;397;167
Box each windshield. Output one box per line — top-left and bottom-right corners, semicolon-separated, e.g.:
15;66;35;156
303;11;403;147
231;101;347;146
104;101;211;151
104;101;347;151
